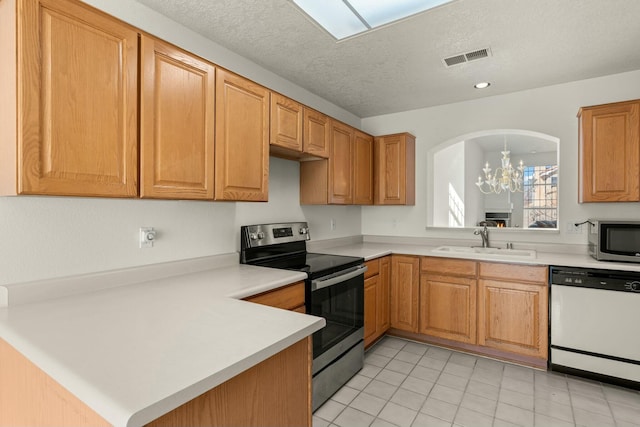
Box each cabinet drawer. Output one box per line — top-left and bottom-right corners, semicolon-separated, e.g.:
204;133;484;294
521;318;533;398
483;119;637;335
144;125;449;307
422;257;477;277
244;281;305;310
365;259;380;278
479;263;548;284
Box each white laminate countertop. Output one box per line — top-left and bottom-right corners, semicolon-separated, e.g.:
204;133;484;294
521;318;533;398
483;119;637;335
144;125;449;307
0;264;323;427
312;242;640;272
2;240;639;427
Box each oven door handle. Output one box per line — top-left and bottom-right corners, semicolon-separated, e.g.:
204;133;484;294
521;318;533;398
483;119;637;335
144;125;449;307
311;265;367;291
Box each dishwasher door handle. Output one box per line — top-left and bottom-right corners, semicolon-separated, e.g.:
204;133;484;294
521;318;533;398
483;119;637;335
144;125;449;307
311;265;367;291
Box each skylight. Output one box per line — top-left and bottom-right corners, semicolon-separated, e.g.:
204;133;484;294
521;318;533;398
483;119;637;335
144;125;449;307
293;0;453;40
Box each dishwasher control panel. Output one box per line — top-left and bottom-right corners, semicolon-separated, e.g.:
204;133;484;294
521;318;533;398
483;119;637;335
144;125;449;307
551;266;640;293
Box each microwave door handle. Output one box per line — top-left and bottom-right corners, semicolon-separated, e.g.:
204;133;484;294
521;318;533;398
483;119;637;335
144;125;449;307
311;266;368;291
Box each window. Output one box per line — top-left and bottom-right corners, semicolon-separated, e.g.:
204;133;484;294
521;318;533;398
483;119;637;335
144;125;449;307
523;165;558;228
292;0;453;40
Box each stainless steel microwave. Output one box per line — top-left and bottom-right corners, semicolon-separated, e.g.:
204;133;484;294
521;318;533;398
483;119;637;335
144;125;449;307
588;219;640;262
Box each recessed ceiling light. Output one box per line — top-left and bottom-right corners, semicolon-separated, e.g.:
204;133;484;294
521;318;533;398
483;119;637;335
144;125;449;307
474;82;491;89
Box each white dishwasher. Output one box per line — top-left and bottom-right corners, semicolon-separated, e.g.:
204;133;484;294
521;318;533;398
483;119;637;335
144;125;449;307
550;266;640;389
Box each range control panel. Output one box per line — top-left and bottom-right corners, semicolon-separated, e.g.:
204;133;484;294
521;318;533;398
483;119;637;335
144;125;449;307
240;222;310;249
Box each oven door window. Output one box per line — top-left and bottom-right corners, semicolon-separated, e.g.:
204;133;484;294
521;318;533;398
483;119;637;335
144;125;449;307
310;273;364;358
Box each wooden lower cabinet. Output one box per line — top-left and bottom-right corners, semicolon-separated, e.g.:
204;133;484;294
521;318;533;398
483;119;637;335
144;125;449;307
363;257;391;348
419;274;476;344
364;274;380;347
146;338;311;427
378;257;391;332
243;281;305;312
0;336;312;427
390;255;420;333
477;263;548;359
419;257;477;344
388;256;548;367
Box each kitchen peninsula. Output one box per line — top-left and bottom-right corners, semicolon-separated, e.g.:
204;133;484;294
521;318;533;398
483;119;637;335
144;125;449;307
0;262;323;427
3;238;640;426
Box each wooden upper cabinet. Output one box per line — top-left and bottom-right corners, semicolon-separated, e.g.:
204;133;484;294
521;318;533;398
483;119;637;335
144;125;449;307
353;130;374;205
8;0;138;197
270;93;303;153
578;100;640;202
215;69;270;201
328;120;354;204
374;133;416;205
300;123;373;205
303;108;330;158
140;36;215;200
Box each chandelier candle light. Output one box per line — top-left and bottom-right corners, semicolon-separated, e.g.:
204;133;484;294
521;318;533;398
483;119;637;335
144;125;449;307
475;137;525;194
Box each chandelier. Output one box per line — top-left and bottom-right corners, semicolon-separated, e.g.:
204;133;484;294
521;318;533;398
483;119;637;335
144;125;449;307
475;137;525;194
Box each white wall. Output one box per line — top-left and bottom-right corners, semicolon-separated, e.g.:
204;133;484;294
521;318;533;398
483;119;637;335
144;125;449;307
361;69;640;245
464;142;484;227
80;0;360;128
0;157;361;285
0;0;365;286
433;142;464;227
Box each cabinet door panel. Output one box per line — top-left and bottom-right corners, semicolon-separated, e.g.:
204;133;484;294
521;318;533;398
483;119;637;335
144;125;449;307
364;259;380;279
303;109;330;158
419;274;476;344
579;101;640;202
364;275;379;347
299;160;328;204
140;36;215;199
244;282;305;311
390;255;419;332
215;69;269;201
479;262;547;283
328;121;354;204
378;256;391;332
353;130;373;205
422;257;477;277
270;93;303;151
374;133;415;205
478;279;548;359
19;0;138;197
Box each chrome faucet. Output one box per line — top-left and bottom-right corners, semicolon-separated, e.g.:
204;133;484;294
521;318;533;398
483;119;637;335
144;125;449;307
474;224;490;248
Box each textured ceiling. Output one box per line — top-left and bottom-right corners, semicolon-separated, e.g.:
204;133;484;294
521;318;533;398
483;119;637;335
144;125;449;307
134;0;640;118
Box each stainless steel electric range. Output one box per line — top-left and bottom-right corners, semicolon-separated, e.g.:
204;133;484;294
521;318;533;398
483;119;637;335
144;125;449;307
240;222;366;410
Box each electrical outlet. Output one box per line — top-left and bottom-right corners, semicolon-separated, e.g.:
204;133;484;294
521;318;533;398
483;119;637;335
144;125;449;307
330;218;336;231
140;227;157;248
566;221;582;234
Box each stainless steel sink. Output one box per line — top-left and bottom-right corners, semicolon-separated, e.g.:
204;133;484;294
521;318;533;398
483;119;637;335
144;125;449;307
432;245;537;259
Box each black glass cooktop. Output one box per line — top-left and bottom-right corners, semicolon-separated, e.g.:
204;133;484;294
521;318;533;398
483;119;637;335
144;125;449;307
252;252;364;280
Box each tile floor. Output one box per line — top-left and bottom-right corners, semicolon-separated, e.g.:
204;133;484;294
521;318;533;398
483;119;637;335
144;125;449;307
313;336;640;427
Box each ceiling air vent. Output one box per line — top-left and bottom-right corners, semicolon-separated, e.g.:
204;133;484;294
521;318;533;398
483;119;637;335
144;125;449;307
443;47;492;67
444;54;466;67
